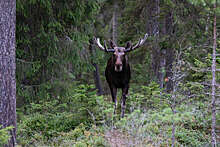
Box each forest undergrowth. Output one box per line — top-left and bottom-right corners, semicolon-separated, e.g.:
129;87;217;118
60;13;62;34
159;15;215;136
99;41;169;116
14;83;219;147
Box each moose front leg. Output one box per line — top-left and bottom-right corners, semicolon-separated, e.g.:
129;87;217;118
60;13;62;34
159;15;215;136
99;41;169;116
121;86;129;118
110;86;117;115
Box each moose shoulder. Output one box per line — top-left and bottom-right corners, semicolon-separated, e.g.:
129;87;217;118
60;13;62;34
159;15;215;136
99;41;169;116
94;34;148;118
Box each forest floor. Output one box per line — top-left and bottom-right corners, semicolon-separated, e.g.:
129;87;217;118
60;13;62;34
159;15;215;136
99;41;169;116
104;127;220;147
104;129;145;147
105;129;132;147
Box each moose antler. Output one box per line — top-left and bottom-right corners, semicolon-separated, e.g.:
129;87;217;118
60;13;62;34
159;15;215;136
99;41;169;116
125;33;148;52
94;37;115;52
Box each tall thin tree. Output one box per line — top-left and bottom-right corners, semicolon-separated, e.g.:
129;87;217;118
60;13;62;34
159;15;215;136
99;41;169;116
0;0;16;146
112;0;118;44
211;0;217;146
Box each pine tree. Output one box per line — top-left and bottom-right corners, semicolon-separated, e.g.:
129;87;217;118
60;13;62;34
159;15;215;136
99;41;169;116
0;0;16;146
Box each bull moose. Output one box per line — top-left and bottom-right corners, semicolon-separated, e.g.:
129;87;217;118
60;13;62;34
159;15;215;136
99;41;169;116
94;34;148;118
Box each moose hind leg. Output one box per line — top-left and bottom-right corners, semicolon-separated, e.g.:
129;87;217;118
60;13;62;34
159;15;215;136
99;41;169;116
121;87;128;118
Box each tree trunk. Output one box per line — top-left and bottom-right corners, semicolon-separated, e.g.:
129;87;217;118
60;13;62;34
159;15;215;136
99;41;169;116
146;0;160;83
0;0;16;146
211;1;217;146
89;39;103;96
165;12;174;92
159;12;168;89
165;47;174;92
159;50;166;88
112;0;118;44
170;51;183;147
171;64;177;147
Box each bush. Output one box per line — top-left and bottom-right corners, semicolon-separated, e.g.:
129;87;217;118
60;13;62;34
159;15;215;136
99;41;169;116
17;83;113;146
127;82;168;113
0;126;14;146
113;104;211;146
18;123;108;146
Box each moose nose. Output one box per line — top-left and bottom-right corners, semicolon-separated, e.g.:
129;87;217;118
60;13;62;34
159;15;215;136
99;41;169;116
116;64;121;69
115;64;122;72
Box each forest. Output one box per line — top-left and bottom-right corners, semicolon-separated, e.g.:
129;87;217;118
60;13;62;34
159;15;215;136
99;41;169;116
0;0;220;146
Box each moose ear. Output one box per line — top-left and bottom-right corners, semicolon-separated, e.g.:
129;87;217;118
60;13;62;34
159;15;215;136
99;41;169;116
125;41;132;50
109;40;116;48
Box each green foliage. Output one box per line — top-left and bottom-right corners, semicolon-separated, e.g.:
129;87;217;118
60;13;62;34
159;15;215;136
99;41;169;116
20;123;108;146
17;111;82;145
17;83;112;145
114;103;211;146
127;82;168;112
17;81;215;146
0;126;14;146
16;0;103;108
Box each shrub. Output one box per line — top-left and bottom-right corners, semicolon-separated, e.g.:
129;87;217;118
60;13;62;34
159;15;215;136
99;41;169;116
17;83;112;146
113;104;211;146
0;126;14;146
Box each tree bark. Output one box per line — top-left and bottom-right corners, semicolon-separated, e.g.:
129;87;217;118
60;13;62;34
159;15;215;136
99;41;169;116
165;47;174;92
171;62;177;147
211;1;217;146
89;39;103;96
146;0;160;83
165;12;174;92
159;50;166;88
112;0;118;44
170;51;183;147
0;0;16;146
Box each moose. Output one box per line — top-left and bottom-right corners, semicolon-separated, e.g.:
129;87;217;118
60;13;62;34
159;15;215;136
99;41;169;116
94;34;148;117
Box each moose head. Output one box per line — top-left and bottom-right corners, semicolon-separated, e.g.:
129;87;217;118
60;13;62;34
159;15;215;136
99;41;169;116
94;33;148;72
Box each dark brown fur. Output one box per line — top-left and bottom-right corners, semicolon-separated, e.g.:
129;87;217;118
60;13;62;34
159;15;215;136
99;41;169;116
94;33;148;117
105;54;130;117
